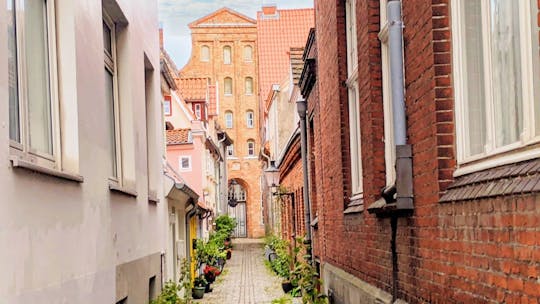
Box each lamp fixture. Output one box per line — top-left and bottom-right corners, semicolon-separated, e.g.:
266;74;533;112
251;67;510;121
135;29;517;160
263;161;280;193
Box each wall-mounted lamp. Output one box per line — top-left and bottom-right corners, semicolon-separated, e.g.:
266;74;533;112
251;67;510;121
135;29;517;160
263;160;280;194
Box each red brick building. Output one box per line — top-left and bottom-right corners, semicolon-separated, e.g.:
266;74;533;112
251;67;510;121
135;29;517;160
303;0;540;303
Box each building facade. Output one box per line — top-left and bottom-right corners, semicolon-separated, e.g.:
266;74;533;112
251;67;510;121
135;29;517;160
308;0;540;303
1;0;165;303
180;8;263;238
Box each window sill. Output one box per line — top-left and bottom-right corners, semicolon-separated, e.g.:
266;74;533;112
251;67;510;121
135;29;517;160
109;181;137;198
10;156;84;183
344;193;364;214
244;156;258;160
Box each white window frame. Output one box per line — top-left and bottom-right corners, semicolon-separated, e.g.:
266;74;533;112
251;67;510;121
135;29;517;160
346;0;363;198
224;77;233;95
194;104;202;120
103;11;123;182
452;0;540;176
244;45;253;61
226;145;235;157
246;111;254;128
225;111;233;128
223;46;232;64
379;0;396;186
201;45;210;62
164;98;171;116
179;156;192;172
9;0;61;171
247;140;255;156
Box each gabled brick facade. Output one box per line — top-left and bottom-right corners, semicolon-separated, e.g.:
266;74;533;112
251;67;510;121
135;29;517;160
311;1;540;303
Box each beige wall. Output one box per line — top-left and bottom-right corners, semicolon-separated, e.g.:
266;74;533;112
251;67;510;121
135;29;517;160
0;0;165;303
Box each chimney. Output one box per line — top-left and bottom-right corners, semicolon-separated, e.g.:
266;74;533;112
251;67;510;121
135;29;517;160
159;26;164;49
262;3;277;15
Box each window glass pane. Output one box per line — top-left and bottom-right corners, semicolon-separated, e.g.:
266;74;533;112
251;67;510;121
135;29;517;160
26;0;52;155
224;78;232;94
535;0;540;134
105;69;117;177
463;0;486;156
245;77;253;94
244;46;252;61
103;21;112;56
8;0;20;142
490;0;523;147
226;112;233;128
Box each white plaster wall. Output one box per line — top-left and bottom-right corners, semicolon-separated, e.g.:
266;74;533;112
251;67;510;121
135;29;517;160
0;0;165;302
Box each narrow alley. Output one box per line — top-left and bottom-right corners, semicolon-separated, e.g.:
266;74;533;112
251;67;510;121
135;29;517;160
194;239;294;304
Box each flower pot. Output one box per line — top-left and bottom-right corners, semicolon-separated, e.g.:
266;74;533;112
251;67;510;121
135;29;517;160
281;281;293;293
192;286;205;299
226;250;232;260
205;273;216;284
205;283;213;293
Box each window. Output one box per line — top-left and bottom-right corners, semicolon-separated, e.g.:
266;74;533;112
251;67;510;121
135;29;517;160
244;45;253;61
245;77;253;95
104;12;121;179
247;140;255;156
164;96;172;116
194;104;201;120
201;45;210;62
379;0;396;186
225;111;233;128
8;0;59;169
179;156;191;172
227;145;234;157
224;77;233;95
246;111;254;128
223;46;232;64
345;0;363;196
452;0;540;169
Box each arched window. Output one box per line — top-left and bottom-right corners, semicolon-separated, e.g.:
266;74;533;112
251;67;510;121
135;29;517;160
225;111;233;129
244;45;253;61
223;46;232;64
247;140;255;156
246;111;254;128
224;77;233;95
201;45;210;62
245;77;253;95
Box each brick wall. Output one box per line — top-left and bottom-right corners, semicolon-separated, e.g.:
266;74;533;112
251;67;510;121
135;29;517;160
313;0;540;303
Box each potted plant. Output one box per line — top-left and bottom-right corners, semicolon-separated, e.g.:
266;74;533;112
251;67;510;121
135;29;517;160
203;265;221;284
192;275;207;299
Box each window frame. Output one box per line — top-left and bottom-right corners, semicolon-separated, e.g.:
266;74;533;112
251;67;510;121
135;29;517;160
226;145;235;158
378;0;396;186
225;111;233;129
224;77;233;95
164;96;172;116
246;111;254;128
8;0;61;171
200;45;210;62
247;140;255;156
452;0;540;175
223;46;232;65
244;45;253;62
345;0;363;198
245;77;253;95
194;103;202;120
103;11;123;182
179;155;192;172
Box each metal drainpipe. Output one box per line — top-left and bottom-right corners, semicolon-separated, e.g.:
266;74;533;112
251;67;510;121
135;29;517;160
296;98;313;265
388;0;413;210
218;136;227;214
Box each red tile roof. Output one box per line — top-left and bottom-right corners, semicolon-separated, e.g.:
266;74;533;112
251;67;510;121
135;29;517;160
166;129;192;145
176;78;208;102
257;8;314;98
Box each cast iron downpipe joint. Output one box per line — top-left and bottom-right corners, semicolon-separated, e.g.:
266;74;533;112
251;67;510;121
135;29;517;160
388;0;413;211
296;98;313;265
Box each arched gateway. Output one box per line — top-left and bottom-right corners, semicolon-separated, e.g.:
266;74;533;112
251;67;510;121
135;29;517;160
227;179;247;237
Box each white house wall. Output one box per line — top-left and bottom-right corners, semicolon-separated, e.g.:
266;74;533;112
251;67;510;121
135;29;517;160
0;0;165;303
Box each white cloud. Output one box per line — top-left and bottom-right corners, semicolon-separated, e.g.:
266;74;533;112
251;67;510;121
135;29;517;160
159;0;313;67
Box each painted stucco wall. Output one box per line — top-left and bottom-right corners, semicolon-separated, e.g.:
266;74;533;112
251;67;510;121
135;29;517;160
0;0;165;303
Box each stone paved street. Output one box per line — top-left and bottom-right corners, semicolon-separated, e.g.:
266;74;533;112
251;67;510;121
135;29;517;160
194;238;296;304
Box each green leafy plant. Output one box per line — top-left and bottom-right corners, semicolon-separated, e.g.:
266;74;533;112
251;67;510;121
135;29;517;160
271;295;293;304
151;258;192;304
193;275;207;288
290;237;328;304
214;215;237;236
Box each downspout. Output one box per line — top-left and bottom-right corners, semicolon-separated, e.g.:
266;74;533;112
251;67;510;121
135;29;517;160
388;1;413;302
296;98;313;265
218;136;227;215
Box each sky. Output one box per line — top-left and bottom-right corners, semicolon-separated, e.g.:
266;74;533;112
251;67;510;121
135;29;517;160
158;0;314;69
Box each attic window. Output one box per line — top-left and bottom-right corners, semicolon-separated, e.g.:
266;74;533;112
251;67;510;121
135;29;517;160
261;4;279;19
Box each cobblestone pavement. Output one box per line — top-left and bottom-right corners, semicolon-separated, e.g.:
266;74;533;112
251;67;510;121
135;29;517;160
194;238;296;304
